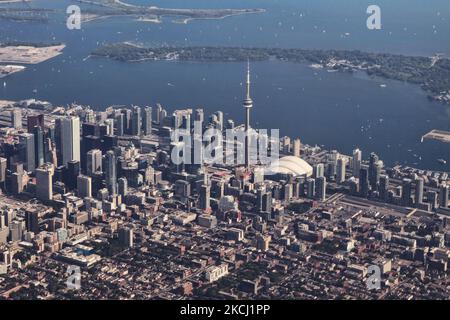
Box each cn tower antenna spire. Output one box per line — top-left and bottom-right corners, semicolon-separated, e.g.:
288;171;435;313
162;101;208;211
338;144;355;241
246;59;251;100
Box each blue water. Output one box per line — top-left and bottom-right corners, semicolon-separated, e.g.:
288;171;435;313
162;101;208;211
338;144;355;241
0;0;450;170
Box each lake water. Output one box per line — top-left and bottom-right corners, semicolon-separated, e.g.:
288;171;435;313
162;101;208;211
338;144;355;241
0;0;450;170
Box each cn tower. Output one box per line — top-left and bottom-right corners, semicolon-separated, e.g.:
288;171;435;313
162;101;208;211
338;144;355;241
243;61;253;169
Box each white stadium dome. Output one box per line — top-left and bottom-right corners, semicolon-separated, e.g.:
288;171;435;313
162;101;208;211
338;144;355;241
266;156;313;177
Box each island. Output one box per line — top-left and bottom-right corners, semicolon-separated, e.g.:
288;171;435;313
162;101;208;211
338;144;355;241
0;0;264;25
0;42;65;64
91;43;450;104
421;130;450;144
0;7;54;23
0;65;25;79
76;0;265;23
0;42;65;80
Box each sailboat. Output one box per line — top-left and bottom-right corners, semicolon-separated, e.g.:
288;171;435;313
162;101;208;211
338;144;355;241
3;81;6;88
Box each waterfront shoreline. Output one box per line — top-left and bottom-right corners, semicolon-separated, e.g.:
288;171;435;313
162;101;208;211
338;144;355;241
92;43;450;104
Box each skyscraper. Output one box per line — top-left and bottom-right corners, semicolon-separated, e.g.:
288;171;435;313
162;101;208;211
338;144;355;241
8;220;24;242
256;234;271;252
379;175;389;201
131;106;141;136
45;137;57;167
243;62;253;169
116;113;125;136
86;149;102;176
306;178;315;199
352;149;362;178
439;184;449;208
104;119;114;135
10;164;25;195
0;157;7;185
159;108;167;126
415;177;424;205
33;126;44;168
369;153;382;192
118;227;134;248
256;188;265;212
27;114;44;133
215;111;223;131
195;108;204;124
281;136;291;154
55;118;62;166
105;150;117;196
11;109;22;129
25;209;39;234
142;106;152;136
402;178;413;207
293;138;301;158
175;180;191;200
118;177;128;197
35;164;54;201
77;175;92;198
427;190;438;210
336;158;347;184
375;160;383;186
84;110;96;123
60;116;81;167
199;172;211;211
65;160;80;190
315;176;327;201
124;109;132;134
313;163;325;179
155;104;162;124
359;166;369;198
18;133;35;172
